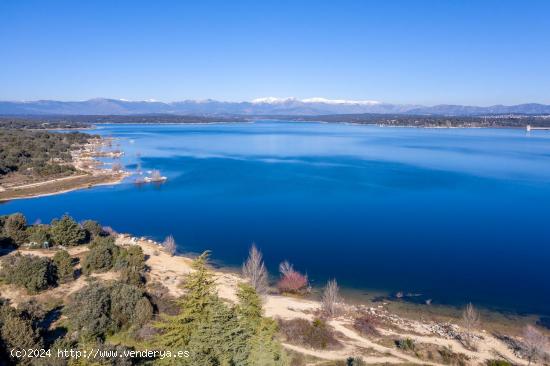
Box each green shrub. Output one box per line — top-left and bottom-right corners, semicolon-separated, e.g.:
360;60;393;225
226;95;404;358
116;245;146;285
278;317;341;350
65;281;153;341
0;301;44;363
50;215;86;246
64;282;112;341
134;297;154;329
53;250;74;283
114;245;145;272
27;224;51;247
438;346;469;366
486;360;512;366
395;338;416;351
3;213;28;245
82;236;120;274
146;281;179;315
120;267;144;286
110;282;152;330
353;313;380;337
81;219;105;240
346;357;367;366
17;299;46;329
0;254;57;293
89;235;116;249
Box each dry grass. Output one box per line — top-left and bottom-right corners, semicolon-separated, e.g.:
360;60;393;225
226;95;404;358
0;173;126;201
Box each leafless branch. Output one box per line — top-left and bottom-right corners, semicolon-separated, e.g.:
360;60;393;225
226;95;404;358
523;325;549;365
162;235;177;256
242;243;269;295
462;302;480;336
321;279;340;318
279;260;293;277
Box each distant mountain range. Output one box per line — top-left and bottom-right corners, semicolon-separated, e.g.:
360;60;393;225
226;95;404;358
1;97;550;116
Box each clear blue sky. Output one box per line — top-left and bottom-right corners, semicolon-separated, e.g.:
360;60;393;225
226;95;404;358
1;0;549;105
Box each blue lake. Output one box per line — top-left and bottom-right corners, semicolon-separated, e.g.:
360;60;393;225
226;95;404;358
2;121;550;315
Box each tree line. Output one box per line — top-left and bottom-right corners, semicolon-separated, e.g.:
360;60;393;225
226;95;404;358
0;129;94;179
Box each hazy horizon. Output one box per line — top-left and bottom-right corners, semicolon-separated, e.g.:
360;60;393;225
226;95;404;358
2;96;550;108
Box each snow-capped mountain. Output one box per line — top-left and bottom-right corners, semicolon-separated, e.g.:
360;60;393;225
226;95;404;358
0;98;549;116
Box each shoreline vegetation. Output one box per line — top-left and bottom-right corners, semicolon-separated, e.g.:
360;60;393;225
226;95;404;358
0;127;129;202
2;113;550;129
0;213;548;365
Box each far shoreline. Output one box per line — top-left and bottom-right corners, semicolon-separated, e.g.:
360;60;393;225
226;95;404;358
0;135;130;202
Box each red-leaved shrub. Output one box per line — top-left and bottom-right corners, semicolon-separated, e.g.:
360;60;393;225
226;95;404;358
277;270;308;294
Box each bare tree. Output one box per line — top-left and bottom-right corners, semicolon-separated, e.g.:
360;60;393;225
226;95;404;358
279;260;294;277
112;162;123;172
462;302;480;342
163;235;177;256
321;279;340;318
523;325;549;365
102;226;117;236
242;243;269;295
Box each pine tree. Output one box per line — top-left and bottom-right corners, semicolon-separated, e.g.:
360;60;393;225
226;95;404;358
236;283;263;323
50;215;86;247
186;300;249;366
154;251;217;349
236;283;288;366
3;213;28;245
154;252;288;366
246;317;288;366
53;250;74;283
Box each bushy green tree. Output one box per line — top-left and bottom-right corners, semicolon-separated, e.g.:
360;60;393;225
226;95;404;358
237;284;287;366
0;216;12;248
185;299;249;366
0;215;6;231
236;283;263;322
3;213;28;245
116;245;146;286
247;317;287;366
65;282;112;341
50;214;86;246
0;254;57;293
134;297;154;329
154;251;217;351
27;224;51;247
110;282;152;331
53;250;74;283
82;236;120;274
115;245;145;271
120;267;144;287
89;235;116;249
65;281;153;342
0;300;44;364
81;219;104;240
17;299;46;329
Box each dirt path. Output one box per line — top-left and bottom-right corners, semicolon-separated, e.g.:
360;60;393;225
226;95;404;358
0;237;531;365
119;236;529;365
